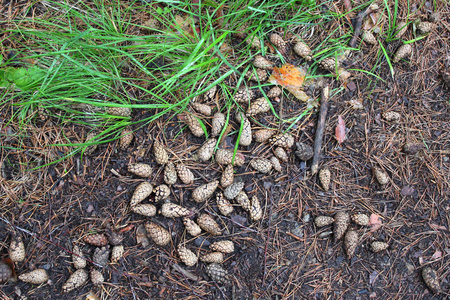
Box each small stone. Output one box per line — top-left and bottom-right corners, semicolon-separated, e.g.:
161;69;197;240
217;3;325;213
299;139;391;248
315;216;334;227
131;204;157;217
153;140;169;165
200;252;224;263
253;55;274;70
107;106;131;117
253;129;276;143
209;240;234;254
9;235;26;262
239;117;252;146
293;40;312;60
211;112;226;137
224;182;245;200
84;132;98;156
62;269;88;293
183;218;202;236
334;212;350;241
110;245;124;264
274;147;288;162
0;262;12;283
72;245;86;270
83;234;108;247
250;158;273;174
216;192;234;216
318;168;331;191
160;203;191;218
220;165;234;188
177;245;198;267
270;156;282;172
382;111;401;122
351;213;370;226
267;86;282;98
92;246;110;266
215;149;245;166
370;241;389;253
249;195;262;221
393;44;412;63
119;126;133;149
145;222;171;246
154;184;171;202
128;163;152;178
198;139;217;161
184;113;204;137
205;263;229;284
269;33;288;55
295;142;314;161
246;98;271;116
270;133;295;148
164;162;178;185
422;267;440;293
18;269;48;284
344;230;359;258
234;87;254;103
373;167;389;185
130;182;153;206
176;163;194;184
90;269;104;286
235;191;251;211
191;102;212;116
197;214;222;236
192;180;219;202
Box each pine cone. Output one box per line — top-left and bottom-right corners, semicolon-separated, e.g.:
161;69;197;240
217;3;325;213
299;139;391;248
320;57;338;73
90;269;104;286
130;182;153;206
315;216;334;227
269;33;288;55
253;55;274;70
373;167;389;185
216;192;234;216
422;267;440;293
334;212;350;241
245;35;262;49
250;158;273;173
253;129;276;143
205;263;229;284
153;140;169;165
274;147;288;162
192;180;219;202
72;245;86;269
234;87;254;103
119;126;133;149
370;241;389;253
92;246;110;266
344;230;358;258
245;68;268;82
220;165;234;188
239;117;252;146
382;111;401;122
128;163;152;178
185;113;204;137
395;21;408;39
417;21;434;34
154;184;171;201
164;162;178;185
250;195;262;221
270;133;295;148
0;262;12;283
9;235;25;262
18;269;48;284
235;191;251;211
392;44;412;63
209;240;234;254
267;86;282;98
318;168;331;191
295;142;314;161
215;149;245;166
176;163;194;185
160;203;191;218
197;214;222;236
62;269;88;293
362;30;377;45
198;138;217;162
246;98;271;116
183;217;202;236
200;252;224;263
84;132;98;156
211;113;226;137
205;85;217;100
351;213;369;226
111;245;124;264
107;106;131;117
270;156;282;172
131;204;157;217
177;245;198;267
191;102;212;116
224;182;245;200
145;222;171;246
83;233;108;247
293;41;312;60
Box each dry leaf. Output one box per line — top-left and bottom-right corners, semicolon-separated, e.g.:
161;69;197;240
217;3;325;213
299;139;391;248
431;250;442;260
369;214;382;232
335;115;346;144
269;64;307;101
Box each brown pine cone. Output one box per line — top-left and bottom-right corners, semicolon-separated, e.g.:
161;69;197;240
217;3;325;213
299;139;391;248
422;267;440;293
211;112;226;137
315;216;334;227
111;245;124;263
293;40;312;60
84;132;98;156
83;233;108;247
246;98;271;116
250;158;273;173
0;262;12;283
72;245;86;269
198;138;217;162
224;182;245;200
176;163;194;184
318;168;331;191
270;133;295;148
250;195;262;221
395;21;408;39
160;203;191;218
62;269;88;293
221;165;234;188
90;269;104;286
145;222;171;246
216;192;234;216
382;111;401;122
373;167;389;185
128;163;152;178
153;140;169;165
362;30;377;45
351;213;369;226
245;35;262;49
239;117;252;146
205;85;217;100
267;86;282;98
131;204;157;217
209;241;234;254
192;180;219;202
200;252;224;263
177;245;198;267
344;230;359;258
235;191;251;211
19;269;49;284
197;214;222;236
92;246;110;266
154;184;171;201
253;55;274;70
269;33;288;55
234;87;254;103
185;113;205;137
320;57;338;73
191;102;212;116
119;126;133;149
164;162;178;185
205;263;229;284
130;182;153;206
107;106;131;117
245;68;268;82
215;149;245;166
392;44;412;63
9;235;25;262
334;212;350;241
183;217;202;236
417;21;434;34
253;129;276;143
270;156;282;172
370;241;389;253
274;147;288;162
295;142;314;161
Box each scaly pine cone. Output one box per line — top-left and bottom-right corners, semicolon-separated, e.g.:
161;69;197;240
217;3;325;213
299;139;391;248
246;98;271;116
192;180;219;202
153;140;169;165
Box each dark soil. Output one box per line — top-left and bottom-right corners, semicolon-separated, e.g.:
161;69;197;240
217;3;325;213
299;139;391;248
1;1;450;300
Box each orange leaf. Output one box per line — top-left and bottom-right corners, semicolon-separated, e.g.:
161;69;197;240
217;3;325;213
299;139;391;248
269;64;307;101
335;115;346;144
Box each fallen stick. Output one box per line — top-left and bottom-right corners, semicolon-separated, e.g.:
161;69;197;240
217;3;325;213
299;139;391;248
311;85;329;175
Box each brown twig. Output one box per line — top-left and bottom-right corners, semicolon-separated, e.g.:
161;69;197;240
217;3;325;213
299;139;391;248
311;85;329;175
349;8;373;48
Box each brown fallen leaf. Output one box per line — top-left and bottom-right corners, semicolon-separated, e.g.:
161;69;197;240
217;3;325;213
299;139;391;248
268;64;308;101
335;115;346;144
369;214;382;232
